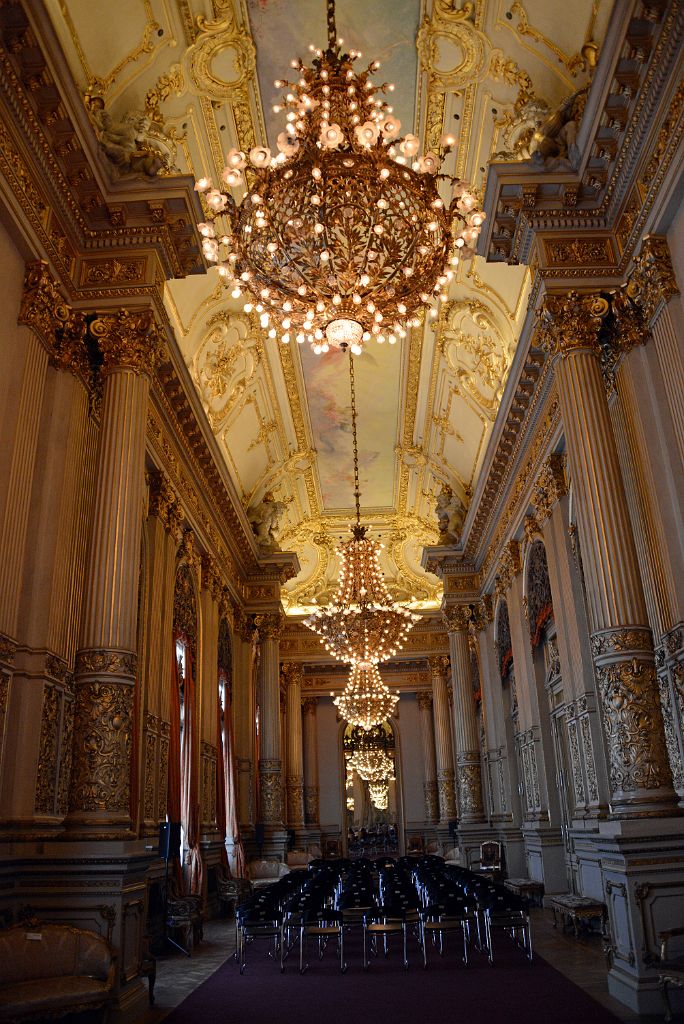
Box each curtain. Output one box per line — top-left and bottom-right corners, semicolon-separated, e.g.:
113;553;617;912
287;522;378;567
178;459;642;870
222;681;246;877
216;685;229;870
181;644;203;896
168;641;183;888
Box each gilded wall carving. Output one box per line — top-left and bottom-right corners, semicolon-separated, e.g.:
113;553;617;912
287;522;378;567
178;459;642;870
259;758;283;824
286;777;305;827
596;657;672;798
436;769;457;820
423;780;439;823
304;785;319;825
658;674;684;792
456;757;484;819
35;684;60;816
70;682;133;814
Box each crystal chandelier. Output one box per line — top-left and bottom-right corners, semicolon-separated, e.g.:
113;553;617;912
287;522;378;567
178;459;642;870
368;781;389;810
347;742;395;783
305;354;420;667
333;662;399;732
195;0;485;355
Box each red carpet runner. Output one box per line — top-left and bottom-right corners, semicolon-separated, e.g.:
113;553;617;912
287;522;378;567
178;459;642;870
163;932;622;1024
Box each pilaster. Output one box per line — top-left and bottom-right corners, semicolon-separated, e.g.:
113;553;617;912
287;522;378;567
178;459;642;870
428;655;456;824
283;663;305;837
302;696;320;831
442;605;485;824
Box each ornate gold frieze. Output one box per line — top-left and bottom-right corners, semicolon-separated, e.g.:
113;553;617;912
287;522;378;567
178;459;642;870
531;453;567;524
69;681;134;814
90;308;165;377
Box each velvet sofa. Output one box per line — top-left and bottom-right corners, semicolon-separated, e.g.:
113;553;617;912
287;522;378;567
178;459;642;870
0;922;115;1022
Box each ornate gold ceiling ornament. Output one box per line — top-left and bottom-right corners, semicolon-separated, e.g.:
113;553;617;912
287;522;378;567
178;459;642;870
195;0;484;355
417;1;490;93
183;11;257;102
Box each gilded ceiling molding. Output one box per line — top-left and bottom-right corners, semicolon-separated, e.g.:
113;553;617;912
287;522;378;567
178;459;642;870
531;452;567;525
184;10;256;102
417;3;490;94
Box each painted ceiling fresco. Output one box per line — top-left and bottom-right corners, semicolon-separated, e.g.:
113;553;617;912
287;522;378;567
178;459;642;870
44;0;614;613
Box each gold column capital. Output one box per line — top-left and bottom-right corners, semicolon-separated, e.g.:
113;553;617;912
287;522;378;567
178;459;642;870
201;552;223;602
537;290;609;359
90;308;165;376
531;452;568;524
494;539;521;598
256;611;283;640
282;662;305;688
179;529;201;571
416;689;433;711
147;469;184;539
627;235;679;324
302;695;319;714
18;261;91;385
234;608;257;643
428;654;450;676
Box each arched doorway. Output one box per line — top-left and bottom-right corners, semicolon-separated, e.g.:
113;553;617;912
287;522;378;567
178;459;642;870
342;720;403;858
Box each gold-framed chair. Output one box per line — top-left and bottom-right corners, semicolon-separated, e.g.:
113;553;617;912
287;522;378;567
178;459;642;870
657;926;684;1022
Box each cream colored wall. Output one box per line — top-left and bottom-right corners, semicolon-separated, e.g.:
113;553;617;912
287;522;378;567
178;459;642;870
396;695;425;829
315;697;343;838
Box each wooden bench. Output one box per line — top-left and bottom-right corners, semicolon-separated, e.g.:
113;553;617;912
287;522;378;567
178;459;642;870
504;878;545;908
549;894;607;937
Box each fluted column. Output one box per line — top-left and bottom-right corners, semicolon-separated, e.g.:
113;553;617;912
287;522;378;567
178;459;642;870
68;309;164;835
256;612;284;825
429;655;457;822
233;612;256;829
199;554;222;836
140;471;183;833
443;606;485;823
539;291;677;817
416;691;439;823
302;696;320;827
283;663;305;833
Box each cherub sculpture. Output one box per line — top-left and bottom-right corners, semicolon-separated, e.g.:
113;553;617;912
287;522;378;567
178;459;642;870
530;86;588;171
434;484;466;544
249;491;286;550
85;94;175;177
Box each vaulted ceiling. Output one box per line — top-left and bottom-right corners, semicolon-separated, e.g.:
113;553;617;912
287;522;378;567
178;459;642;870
45;0;613;613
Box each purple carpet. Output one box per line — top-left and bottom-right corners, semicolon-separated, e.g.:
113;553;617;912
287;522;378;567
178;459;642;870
164;931;622;1024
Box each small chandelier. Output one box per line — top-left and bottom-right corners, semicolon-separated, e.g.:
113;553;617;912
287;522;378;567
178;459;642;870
368;781;389;810
348;742;395;783
305;355;420;665
195;0;485;355
333;663;399;732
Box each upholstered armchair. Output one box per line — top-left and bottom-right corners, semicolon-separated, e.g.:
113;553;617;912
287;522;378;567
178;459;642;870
657;926;684;1022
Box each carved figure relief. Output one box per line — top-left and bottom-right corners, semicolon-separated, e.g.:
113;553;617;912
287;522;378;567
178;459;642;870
248;491;286;550
85;95;177;177
434;484;466;544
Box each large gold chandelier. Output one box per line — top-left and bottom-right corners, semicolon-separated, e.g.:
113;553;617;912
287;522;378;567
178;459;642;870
195;0;485;355
334;663;399;732
305;354;420;670
347;740;395;783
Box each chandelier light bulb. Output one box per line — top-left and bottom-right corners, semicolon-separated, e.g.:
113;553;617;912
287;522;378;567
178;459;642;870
194;11;484;356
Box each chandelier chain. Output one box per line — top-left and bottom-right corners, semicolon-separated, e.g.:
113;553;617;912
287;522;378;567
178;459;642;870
348;349;361;528
327;0;337;49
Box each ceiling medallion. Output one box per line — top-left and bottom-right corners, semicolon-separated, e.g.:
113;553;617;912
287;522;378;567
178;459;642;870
195;0;485;355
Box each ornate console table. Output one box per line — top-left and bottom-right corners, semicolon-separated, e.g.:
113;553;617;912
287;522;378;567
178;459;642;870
549;894;607;937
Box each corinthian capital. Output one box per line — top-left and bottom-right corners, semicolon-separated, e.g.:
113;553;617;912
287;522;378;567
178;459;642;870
90;308;165;376
19;261;91;383
494;539;521;597
256;612;283;640
537;291;610;359
416;690;433;711
531;453;567;524
428;654;450;677
442;604;471;633
282;662;305;688
201;552;223;601
626;235;679;324
147;469;184;539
